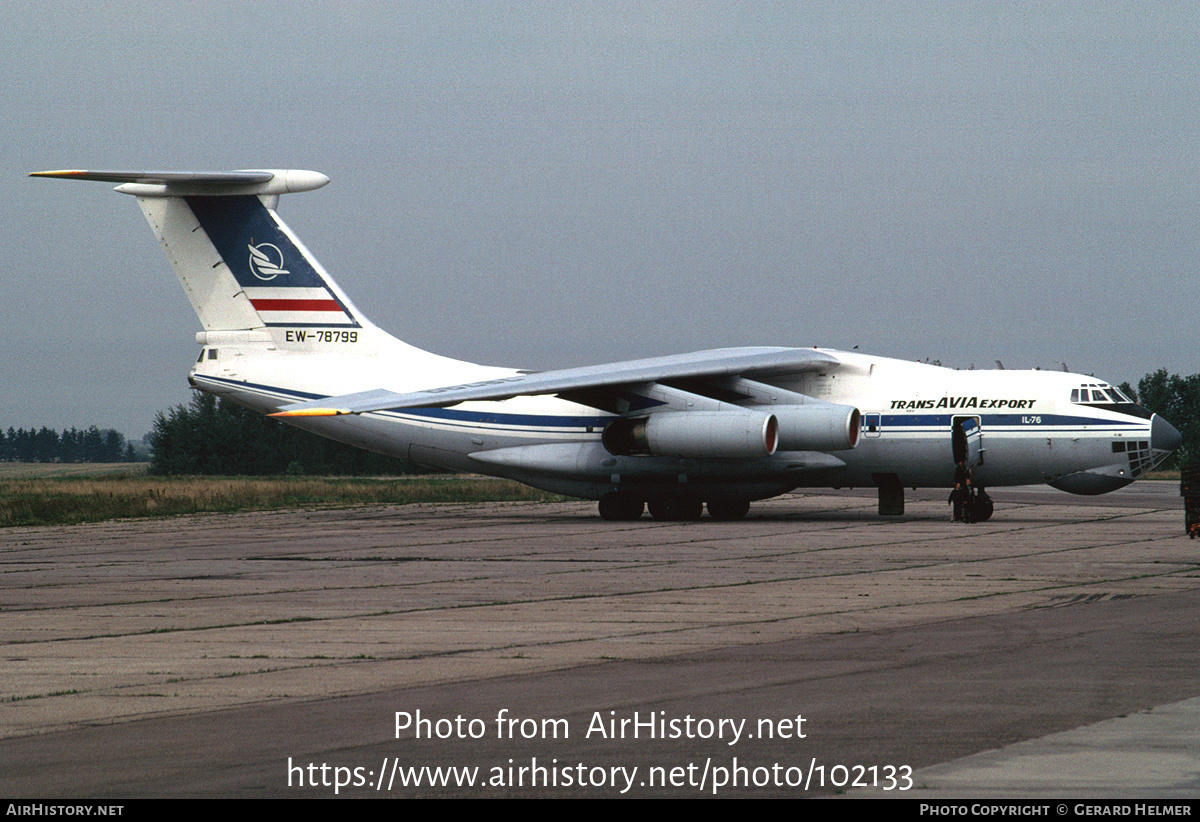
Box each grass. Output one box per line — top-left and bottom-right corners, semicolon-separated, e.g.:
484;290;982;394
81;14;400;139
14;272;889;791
0;469;567;527
0;461;150;479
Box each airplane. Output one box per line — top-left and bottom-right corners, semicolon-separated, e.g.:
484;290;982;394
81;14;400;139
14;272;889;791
33;168;1183;521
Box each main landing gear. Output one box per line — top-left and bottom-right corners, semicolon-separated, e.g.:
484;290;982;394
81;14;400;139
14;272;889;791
597;492;751;521
597;492;645;521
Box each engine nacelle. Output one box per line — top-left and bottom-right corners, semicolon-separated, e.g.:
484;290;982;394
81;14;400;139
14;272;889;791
767;403;861;451
602;411;778;458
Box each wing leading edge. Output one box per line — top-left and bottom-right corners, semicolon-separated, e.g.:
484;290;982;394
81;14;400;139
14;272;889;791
272;346;840;417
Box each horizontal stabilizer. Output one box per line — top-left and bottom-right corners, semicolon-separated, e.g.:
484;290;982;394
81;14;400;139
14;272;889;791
273;347;841;416
30;169;329;197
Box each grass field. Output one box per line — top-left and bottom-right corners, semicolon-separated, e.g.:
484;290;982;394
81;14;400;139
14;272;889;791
0;462;151;479
0;465;566;527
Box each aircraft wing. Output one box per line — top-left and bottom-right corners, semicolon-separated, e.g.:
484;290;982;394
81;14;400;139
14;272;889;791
272;346;839;417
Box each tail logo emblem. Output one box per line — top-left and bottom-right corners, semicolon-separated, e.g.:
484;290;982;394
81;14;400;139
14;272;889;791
248;242;289;281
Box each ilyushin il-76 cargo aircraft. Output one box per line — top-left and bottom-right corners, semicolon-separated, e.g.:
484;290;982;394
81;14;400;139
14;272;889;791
35;168;1182;521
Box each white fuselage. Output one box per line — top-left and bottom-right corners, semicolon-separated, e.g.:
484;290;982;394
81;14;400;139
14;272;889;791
189;339;1157;501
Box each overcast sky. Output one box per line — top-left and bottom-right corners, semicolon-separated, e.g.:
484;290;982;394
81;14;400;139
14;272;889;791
3;2;1197;436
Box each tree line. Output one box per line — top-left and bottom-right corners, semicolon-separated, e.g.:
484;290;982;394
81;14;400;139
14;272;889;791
147;393;423;475
1120;369;1199;469
1;426;136;464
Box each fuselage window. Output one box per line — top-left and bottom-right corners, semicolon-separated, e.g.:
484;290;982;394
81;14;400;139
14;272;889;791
208;349;219;360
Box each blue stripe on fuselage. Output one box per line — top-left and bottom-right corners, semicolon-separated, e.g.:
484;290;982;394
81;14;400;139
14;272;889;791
878;413;1140;430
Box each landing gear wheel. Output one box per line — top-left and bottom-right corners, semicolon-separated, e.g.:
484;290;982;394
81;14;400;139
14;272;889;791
598;492;644;521
707;498;751;521
647;497;704;521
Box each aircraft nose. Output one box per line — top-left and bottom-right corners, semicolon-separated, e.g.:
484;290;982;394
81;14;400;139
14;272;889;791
1152;414;1183;454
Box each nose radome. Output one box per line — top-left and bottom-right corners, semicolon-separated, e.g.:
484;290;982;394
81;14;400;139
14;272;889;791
1152;414;1183;453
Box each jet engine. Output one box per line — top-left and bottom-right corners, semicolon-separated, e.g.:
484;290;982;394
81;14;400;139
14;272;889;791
602;411;778;458
767;404;861;451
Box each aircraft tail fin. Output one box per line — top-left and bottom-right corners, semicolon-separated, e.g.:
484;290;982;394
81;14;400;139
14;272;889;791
31;169;374;338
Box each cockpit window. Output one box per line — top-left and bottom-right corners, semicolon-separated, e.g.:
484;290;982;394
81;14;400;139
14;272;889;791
1071;383;1152;419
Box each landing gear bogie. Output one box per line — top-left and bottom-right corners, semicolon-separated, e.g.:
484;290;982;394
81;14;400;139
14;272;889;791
597;492;645;521
647;497;704;521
